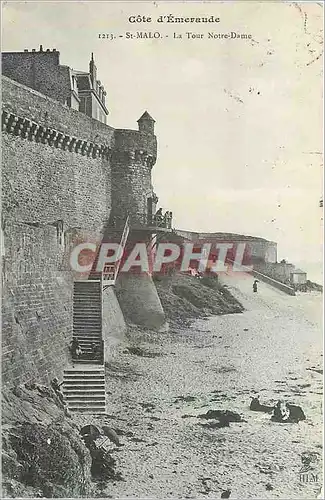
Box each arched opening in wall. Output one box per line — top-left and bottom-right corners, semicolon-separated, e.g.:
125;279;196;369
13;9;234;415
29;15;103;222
147;197;153;225
56;220;65;250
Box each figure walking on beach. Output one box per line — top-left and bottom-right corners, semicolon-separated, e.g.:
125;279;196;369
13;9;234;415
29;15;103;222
253;280;258;293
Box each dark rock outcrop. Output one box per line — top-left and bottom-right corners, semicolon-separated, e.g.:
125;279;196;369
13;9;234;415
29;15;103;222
198;409;244;423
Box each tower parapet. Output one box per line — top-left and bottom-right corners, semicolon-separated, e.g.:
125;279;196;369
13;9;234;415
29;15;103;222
114;129;157;165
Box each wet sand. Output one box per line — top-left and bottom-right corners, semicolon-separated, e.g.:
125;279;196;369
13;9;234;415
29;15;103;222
85;273;323;499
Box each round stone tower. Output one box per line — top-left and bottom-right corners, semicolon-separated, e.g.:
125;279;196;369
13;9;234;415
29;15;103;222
110;111;166;330
110;111;157;228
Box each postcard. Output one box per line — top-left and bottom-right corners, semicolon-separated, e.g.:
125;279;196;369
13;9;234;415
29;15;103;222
1;1;323;499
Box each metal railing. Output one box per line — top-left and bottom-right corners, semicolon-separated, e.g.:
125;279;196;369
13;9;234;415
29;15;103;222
111;211;172;229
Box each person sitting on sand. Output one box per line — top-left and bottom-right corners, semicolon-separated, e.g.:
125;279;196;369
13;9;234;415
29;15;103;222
272;400;290;422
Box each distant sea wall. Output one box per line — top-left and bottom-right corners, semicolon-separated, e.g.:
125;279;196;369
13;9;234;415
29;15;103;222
251;268;296;296
253;262;295;285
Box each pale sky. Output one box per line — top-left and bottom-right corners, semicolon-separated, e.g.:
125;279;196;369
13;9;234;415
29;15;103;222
1;1;323;264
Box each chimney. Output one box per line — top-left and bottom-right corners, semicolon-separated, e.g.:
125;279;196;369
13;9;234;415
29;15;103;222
39;44;43;52
89;52;97;85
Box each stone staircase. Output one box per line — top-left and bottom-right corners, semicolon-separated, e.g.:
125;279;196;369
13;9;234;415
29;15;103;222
62;367;106;414
72;280;102;353
62;280;106;413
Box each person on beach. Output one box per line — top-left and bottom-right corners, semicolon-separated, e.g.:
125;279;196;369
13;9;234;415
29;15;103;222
253;280;258;292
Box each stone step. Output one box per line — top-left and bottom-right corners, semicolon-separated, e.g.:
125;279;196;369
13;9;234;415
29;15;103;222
73;292;101;296
73;318;101;321
73;299;101;302
72;348;102;353
72;336;102;341
63;371;104;376
64;393;106;398
74;292;101;296
73;312;101;316
73;316;101;320
74;286;101;290
64;394;105;400
73;315;101;319
73;312;101;315
65;395;106;401
73;304;100;306
73;320;101;323
73;310;101;314
73;299;101;303
72;352;102;357
73;321;101;324
72;340;102;345
73;297;101;300
64;386;105;392
72;343;102;348
73;338;101;343
64;370;104;376
73;335;102;339
73;322;101;326
73;295;101;298
73;329;102;333
73;333;102;337
64;375;105;381
73;308;101;312
73;326;102;330
63;378;105;390
69;407;106;413
72;339;102;343
73;324;102;328
73;328;102;332
73;346;101;352
73;298;101;301
64;369;104;374
73;345;102;349
73;304;101;307
73;332;102;336
63;375;104;380
64;387;105;393
74;284;101;288
66;400;106;407
72;358;102;364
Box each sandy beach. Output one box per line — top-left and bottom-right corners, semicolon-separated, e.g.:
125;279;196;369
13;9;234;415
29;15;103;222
77;272;323;499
